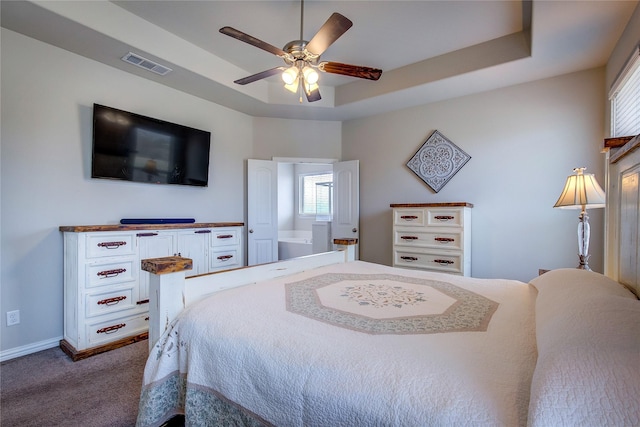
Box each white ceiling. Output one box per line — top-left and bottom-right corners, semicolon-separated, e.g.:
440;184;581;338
1;1;637;121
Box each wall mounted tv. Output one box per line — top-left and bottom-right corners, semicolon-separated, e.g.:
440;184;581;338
92;104;211;187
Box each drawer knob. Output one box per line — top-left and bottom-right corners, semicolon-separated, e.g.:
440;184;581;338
217;234;234;239
97;268;126;278
217;255;233;261
195;230;212;234
96;323;126;334
136;233;158;237
400;256;418;261
434;215;455;221
400;215;418;220
434;259;454;265
434;237;455;243
97;296;127;306
97;241;127;249
400;236;418;240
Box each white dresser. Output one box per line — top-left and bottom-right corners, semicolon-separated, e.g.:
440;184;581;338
59;222;244;360
390;203;472;276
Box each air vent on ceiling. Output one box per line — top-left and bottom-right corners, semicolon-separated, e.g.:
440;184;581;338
121;52;172;76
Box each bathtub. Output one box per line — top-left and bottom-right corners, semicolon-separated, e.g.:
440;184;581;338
278;231;313;260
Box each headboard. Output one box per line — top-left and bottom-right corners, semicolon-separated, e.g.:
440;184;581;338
605;135;640;297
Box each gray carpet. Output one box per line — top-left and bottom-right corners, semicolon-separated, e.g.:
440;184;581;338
1;340;149;427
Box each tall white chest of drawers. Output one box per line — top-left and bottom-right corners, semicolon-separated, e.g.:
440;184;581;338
59;222;244;360
391;203;472;276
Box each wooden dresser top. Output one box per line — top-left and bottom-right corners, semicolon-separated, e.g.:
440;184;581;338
59;222;244;232
389;202;473;208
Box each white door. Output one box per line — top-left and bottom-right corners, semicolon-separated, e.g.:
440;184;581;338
332;160;360;258
247;159;278;265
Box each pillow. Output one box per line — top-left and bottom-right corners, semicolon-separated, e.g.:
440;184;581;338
528;269;640;426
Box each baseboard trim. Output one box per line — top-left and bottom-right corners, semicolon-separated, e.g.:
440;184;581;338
0;336;62;362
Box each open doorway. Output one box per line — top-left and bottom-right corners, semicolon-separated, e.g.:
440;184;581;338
247;158;359;266
277;162;333;260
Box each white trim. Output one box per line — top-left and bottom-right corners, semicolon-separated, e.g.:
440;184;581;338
272;157;338;164
609;45;640;99
0;336;62;362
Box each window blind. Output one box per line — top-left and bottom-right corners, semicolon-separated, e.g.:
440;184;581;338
300;173;333;215
610;46;640;137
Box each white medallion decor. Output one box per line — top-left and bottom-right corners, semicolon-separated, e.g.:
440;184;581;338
406;130;471;193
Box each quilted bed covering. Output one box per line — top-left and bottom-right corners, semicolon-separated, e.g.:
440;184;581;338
137;261;537;426
528;269;640;426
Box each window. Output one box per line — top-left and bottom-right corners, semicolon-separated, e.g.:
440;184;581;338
610;46;640;137
299;172;333;217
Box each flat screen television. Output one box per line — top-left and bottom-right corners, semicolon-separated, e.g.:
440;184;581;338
91;104;211;187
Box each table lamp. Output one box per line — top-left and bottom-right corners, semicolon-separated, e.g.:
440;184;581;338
553;167;606;270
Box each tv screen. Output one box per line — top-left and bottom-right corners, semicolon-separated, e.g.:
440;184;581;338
91;104;211;187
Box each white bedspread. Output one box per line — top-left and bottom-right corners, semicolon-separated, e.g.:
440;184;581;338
528;269;640;427
137;261;537;427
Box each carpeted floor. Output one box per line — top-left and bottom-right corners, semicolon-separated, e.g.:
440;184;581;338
1;340;150;427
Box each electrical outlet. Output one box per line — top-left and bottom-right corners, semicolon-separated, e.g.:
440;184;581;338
7;310;20;326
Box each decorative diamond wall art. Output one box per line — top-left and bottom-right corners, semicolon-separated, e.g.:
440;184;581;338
406;130;471;193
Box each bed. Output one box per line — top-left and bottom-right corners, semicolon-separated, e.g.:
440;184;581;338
136;140;640;427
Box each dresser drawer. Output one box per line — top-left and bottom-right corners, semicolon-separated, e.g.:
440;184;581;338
86;258;136;289
426;208;464;227
86;312;149;347
85;286;136;318
393;229;463;250
86;233;135;258
393;249;463;275
210;248;241;270
211;228;241;247
393;209;427;226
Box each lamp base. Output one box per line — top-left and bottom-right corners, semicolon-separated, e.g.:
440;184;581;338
577;254;591;271
576;211;592;271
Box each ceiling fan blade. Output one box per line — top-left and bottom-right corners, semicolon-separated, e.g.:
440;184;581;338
305;13;353;56
305;85;322;102
234;67;284;85
319;61;382;81
220;26;287;58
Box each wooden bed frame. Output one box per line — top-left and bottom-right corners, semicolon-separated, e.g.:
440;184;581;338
142;136;639;351
141;239;358;350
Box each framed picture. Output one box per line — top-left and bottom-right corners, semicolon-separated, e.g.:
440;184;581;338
406;130;471;193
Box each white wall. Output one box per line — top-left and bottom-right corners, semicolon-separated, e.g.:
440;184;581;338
252;117;341;160
343;68;607;282
277;163;295;230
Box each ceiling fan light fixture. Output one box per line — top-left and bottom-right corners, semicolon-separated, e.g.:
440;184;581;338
220;3;381;103
304;80;319;93
282;66;299;85
303;66;319;84
284;78;299;93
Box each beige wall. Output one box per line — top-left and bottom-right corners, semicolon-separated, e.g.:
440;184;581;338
343;68;606;281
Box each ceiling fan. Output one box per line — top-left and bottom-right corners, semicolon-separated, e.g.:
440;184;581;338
219;0;382;103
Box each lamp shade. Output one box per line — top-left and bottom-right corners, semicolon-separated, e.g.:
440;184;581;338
553;167;606;209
